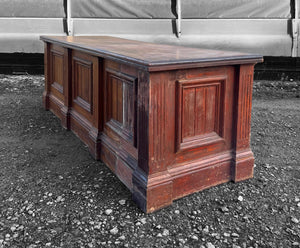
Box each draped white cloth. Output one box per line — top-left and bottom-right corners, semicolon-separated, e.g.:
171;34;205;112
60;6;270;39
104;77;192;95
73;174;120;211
0;0;292;19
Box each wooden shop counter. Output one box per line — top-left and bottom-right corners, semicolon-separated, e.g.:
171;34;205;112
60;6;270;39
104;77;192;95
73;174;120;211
40;36;262;213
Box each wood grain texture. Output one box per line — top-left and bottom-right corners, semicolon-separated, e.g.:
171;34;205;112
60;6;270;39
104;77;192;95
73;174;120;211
41;36;260;213
176;76;226;152
231;64;255;182
61;47;72;129
40;36;263;71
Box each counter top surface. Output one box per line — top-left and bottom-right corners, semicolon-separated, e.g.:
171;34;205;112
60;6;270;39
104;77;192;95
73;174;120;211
41;36;263;70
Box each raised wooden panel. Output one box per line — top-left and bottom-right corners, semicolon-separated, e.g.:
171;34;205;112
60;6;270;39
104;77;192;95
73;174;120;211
71;51;98;122
50;45;64;101
176;76;226;152
73;56;92;113
105;68;137;146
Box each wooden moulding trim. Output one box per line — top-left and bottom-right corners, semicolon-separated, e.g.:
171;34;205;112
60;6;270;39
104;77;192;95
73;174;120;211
172;161;232;201
176;75;227;152
231;148;254;182
106;67;137;82
105;67;138;147
40;37;263;72
106;120;134;146
148;58;263;72
70;109;93;132
100;133;137;171
179;132;225;151
49;93;64;110
88;126;101;143
169;150;233;178
51;81;63;94
147;171;173;188
232;148;254;161
133;151;232;189
99;136;136;191
73;96;91;113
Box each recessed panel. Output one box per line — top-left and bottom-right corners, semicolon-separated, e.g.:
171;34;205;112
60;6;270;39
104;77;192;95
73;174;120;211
50;47;64;100
72;56;93;114
176;76;226;152
105;68;137;146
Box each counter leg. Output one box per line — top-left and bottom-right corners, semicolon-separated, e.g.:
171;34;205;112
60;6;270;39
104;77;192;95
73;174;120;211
61;48;72;130
132;71;173;213
232;64;255;182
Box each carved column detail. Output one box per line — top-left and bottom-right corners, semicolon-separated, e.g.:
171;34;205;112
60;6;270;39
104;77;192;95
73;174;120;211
232;64;255;182
61;48;72;129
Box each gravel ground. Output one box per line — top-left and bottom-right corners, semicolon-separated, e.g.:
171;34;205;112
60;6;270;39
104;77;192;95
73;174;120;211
0;74;299;248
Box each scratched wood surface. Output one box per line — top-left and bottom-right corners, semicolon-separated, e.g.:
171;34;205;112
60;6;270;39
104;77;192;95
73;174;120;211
41;36;262;70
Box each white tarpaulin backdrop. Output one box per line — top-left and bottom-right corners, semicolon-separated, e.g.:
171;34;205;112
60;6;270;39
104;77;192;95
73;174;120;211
0;0;299;56
71;0;291;18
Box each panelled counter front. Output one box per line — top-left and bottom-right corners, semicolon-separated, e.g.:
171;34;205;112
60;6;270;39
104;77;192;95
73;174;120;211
40;36;263;213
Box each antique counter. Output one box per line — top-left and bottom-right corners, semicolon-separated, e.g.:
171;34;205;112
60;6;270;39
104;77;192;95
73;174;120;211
40;36;263;213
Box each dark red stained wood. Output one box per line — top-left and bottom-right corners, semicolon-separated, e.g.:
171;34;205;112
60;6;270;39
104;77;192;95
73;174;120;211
205;86;216;133
182;88;195;139
195;87;206;135
231;64;256;182
61;47;72;129
50;44;64;102
40;36;262;71
41;36;262;213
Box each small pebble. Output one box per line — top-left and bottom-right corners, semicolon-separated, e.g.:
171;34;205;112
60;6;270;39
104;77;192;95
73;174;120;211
162;229;169;236
174;210;180;214
191;235;198;240
220;206;229;212
203;226;209;233
105;209;113;215
110;227;118;235
56;196;64;202
238;196;244;202
140;218;147;224
206;242;215;248
119;200;126;205
119;235;126;241
178;238;185;244
291;217;299;224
